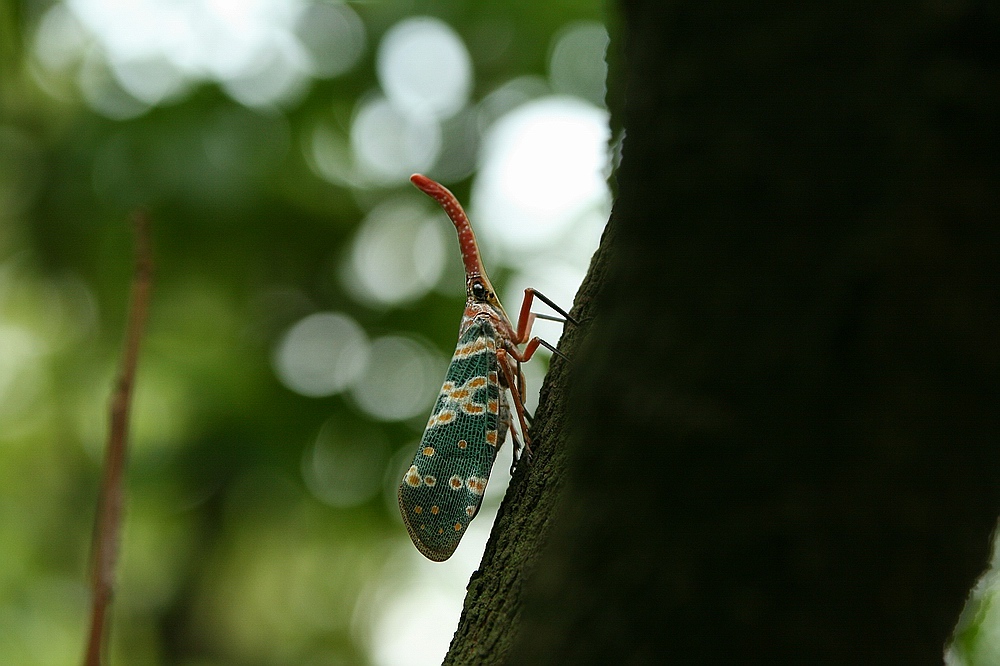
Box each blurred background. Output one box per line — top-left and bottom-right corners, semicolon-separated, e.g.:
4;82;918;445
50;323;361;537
0;0;611;663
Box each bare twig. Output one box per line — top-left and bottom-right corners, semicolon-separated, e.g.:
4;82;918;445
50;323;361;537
83;211;153;666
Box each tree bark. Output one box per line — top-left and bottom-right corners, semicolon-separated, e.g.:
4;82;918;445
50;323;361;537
448;1;1000;664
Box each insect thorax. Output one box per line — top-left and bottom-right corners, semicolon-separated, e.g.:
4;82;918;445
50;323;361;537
461;304;514;342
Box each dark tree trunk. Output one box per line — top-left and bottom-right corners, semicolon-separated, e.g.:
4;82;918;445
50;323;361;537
447;1;1000;664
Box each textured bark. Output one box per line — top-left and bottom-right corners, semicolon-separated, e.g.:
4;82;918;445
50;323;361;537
448;1;1000;664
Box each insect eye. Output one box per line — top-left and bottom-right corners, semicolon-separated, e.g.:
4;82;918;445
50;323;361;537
471;281;487;300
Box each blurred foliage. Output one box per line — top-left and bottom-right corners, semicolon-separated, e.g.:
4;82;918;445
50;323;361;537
0;0;605;663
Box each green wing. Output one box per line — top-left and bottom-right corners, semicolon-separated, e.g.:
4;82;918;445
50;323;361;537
398;318;506;561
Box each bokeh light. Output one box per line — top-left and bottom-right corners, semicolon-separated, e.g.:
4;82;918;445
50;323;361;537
350;96;442;184
0;323;46;423
377;17;473;121
549;21;609;106
342;197;447;307
476;74;551;133
273;312;370;398
350;336;445;422
33;0;366;114
303;417;389;508
295;2;366;78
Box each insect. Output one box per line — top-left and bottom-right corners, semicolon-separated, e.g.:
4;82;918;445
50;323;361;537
398;174;574;562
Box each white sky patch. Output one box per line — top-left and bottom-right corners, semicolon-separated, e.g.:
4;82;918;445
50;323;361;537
472;96;610;256
33;5;88;72
370;571;462;666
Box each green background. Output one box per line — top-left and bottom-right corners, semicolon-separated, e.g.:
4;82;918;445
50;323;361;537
0;1;605;663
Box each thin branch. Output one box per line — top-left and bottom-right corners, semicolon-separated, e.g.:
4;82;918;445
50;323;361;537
83;211;153;666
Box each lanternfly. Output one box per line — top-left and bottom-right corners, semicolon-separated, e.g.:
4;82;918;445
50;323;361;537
397;174;574;562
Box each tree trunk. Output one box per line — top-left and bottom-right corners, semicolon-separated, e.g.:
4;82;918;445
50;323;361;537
447;1;1000;663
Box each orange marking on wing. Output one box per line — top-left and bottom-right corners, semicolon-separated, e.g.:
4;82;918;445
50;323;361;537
414;506;423;514
422;446;435;456
423;475;436;486
486;431;498;446
454;522;463;531
457;440;468;449
466;476;487;495
454;338;488;358
404;466;422;487
430;505;439;515
449;475;463;489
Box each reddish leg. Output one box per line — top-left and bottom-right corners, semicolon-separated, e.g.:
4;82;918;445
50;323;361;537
498;289;575;469
507;337;543;364
514;288;576;344
507;336;567;365
506;417;525;473
497;348;533;463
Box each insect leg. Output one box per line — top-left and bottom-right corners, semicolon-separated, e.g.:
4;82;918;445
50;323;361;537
514;288;578;344
497;348;533;463
515;357;526;402
507;419;524;473
513;358;535;422
507;337;568;364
